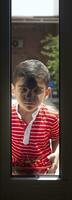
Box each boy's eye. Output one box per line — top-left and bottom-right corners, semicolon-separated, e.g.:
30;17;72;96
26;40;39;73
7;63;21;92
34;87;43;94
23;88;28;92
19;86;28;93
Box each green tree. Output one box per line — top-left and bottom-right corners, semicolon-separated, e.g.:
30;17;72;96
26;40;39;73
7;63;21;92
40;34;59;91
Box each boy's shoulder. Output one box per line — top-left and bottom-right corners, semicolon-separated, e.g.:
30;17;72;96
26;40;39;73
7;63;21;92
41;103;59;118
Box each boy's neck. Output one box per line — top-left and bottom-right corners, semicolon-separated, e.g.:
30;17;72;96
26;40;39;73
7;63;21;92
18;105;38;123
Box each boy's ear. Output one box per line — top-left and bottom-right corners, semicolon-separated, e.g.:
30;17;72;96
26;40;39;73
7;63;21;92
45;87;51;98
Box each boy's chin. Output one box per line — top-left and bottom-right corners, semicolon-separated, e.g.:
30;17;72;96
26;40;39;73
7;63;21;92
23;105;38;112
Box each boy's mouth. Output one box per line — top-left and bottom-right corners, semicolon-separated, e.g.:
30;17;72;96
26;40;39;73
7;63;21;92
23;98;38;105
24;102;35;105
23;101;38;109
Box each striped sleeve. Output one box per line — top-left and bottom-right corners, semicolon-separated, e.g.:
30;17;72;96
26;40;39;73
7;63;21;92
50;114;59;141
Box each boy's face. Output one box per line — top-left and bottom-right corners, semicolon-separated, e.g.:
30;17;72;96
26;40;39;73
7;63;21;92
12;77;50;112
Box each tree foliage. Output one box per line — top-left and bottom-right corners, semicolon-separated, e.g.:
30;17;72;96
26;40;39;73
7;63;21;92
40;34;59;90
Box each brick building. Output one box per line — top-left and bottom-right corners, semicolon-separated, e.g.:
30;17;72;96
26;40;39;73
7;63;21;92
12;17;59;73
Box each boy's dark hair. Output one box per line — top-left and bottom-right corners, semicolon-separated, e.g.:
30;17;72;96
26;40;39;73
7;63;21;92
13;59;50;88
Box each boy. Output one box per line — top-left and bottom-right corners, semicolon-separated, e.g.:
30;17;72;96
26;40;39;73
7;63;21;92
11;59;59;176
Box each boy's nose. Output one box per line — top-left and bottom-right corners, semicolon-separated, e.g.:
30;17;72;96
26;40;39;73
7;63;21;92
27;91;31;98
26;91;36;101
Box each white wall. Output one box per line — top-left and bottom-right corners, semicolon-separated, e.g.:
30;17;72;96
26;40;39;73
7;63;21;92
12;0;59;17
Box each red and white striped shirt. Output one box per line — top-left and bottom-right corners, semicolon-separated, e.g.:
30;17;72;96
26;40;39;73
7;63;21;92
11;103;59;174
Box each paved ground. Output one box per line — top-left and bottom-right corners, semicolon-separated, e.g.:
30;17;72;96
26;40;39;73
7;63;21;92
44;97;59;111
